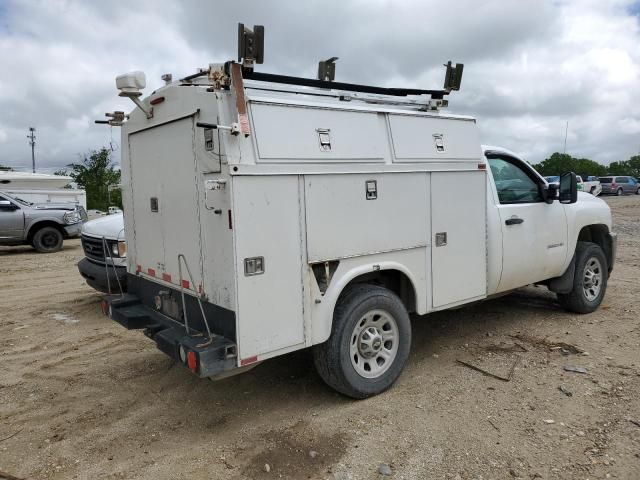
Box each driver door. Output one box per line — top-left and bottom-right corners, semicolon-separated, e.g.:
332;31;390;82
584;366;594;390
0;195;24;241
488;156;568;293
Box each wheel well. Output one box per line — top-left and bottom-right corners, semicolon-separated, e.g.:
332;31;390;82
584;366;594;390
577;224;613;271
341;270;417;313
27;221;64;243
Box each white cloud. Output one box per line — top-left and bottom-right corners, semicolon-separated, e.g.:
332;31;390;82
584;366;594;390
0;0;639;170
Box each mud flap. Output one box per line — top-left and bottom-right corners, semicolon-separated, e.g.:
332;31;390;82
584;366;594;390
547;254;576;294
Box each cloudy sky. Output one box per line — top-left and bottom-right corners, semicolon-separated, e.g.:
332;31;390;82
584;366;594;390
1;0;639;171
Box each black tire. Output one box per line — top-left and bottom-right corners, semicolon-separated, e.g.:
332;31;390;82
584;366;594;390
313;284;411;399
557;241;607;314
32;226;64;253
636;187;640;195
616;188;623;196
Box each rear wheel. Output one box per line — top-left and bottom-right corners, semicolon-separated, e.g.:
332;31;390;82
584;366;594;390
313;284;411;399
32;226;63;253
616;188;623;196
557;241;607;313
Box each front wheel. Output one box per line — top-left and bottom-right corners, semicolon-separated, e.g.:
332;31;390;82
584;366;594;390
636;187;640;195
313;285;411;399
557;241;608;313
32;226;64;253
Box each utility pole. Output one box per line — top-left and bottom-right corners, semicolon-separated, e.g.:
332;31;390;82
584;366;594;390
563;121;568;154
27;127;36;173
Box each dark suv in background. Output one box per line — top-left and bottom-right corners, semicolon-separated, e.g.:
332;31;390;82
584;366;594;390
599;176;639;195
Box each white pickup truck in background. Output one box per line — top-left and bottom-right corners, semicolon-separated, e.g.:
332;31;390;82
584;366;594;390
101;25;617;399
578;175;602;196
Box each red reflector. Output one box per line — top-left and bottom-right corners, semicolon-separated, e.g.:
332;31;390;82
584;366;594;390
147;268;156;277
228;209;233;230
150;96;165;105
240;355;258;366
162;273;171;282
181;279;190;289
100;300;109;316
478;163;486;170
187;351;198;372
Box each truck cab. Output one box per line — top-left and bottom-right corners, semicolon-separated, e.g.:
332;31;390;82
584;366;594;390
483;147;614;296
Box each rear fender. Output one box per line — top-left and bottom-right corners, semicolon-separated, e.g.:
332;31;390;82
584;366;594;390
310;259;424;345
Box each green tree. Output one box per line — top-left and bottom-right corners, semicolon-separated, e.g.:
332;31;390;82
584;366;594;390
532;152;607;177
608;156;640;178
0;164;13;171
532;152;576;176
67;148;121;210
627;155;640;178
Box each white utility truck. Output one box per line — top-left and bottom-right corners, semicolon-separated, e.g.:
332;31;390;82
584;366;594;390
102;25;616;398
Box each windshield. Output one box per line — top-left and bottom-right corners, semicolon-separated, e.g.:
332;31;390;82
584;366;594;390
599;177;612;183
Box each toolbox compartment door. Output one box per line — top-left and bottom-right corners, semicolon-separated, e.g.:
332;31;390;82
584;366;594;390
128;116;204;290
232;175;305;359
250;103;387;163
430;170;487;308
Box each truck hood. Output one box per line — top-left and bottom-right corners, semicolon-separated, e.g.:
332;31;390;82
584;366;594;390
572;191;613;231
82;213;125;240
31;203;79;211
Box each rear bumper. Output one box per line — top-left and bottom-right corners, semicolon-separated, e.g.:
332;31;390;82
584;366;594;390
78;258;127;293
103;275;238;378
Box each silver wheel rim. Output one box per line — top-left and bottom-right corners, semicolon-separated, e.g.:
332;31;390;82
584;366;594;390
349;309;399;379
582;257;602;302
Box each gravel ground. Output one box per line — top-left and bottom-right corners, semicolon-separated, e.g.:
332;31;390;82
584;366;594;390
1;195;639;480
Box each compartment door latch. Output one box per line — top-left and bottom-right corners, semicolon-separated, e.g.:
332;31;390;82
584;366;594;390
435;232;447;247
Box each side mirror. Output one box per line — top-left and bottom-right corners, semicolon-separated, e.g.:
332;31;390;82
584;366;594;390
0;200;16;209
559;172;578;204
543;183;558;204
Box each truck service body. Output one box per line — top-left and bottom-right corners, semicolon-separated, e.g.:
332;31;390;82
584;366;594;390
104;45;615;397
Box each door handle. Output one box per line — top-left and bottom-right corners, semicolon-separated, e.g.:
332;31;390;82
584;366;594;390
505;217;524;225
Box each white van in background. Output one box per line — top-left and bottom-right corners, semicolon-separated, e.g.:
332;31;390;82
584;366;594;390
77;213;127;293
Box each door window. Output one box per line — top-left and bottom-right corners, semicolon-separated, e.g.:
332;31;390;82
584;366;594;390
615;177;627;183
488;158;543;204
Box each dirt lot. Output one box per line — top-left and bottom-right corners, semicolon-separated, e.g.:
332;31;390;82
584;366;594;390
1;196;639;480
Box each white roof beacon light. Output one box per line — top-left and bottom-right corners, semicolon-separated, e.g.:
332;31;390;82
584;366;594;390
115;71;153;119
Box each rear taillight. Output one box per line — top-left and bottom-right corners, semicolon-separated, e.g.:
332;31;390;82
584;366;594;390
187;351;198;373
611;183;617;188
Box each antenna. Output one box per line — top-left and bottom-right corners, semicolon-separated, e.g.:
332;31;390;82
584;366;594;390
27;127;36;173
